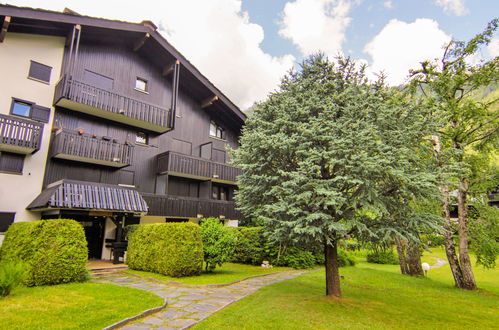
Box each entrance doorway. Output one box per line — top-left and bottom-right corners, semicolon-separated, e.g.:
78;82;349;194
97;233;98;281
79;217;105;259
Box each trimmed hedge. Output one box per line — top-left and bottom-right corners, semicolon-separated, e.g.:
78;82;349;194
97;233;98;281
126;223;203;277
231;227;268;265
366;249;399;265
0;219;88;286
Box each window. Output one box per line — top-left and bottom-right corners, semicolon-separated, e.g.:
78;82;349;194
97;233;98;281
135;77;148;92
209;121;224;139
0;152;24;174
0;212;15;232
212;184;229;201
11;100;32;118
10;98;51;123
135;132;148;144
28;61;52;83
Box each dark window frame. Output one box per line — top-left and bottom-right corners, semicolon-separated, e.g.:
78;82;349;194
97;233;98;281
10;98;33;118
0;212;15;232
135;131;149;145
209;121;225;140
28;60;52;84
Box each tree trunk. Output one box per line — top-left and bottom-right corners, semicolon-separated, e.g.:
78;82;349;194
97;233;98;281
441;185;465;288
396;238;423;276
395;238;409;275
325;241;341;297
456;178;477;290
407;241;423;276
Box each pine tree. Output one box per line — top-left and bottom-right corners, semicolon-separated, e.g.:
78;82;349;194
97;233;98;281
233;55;438;297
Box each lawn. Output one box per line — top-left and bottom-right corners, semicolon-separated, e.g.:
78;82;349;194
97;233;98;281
194;249;499;329
0;282;163;329
126;262;291;285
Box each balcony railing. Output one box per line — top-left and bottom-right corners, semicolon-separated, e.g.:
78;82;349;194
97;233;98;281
142;194;243;220
0;114;43;154
157;151;242;184
51;130;134;168
54;75;171;133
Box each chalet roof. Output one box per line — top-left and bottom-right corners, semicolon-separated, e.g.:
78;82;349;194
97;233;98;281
0;4;246;128
27;179;148;213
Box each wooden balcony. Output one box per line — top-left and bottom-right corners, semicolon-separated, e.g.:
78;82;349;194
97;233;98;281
0;114;43;154
54;75;171;133
157;151;242;184
51;130;133;168
142;194;243;220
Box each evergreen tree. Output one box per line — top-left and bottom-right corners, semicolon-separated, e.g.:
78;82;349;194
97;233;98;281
233;55;438;297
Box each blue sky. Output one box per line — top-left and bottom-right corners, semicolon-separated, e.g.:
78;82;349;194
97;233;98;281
5;0;498;109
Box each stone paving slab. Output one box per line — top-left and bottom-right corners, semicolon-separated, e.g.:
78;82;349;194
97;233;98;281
94;269;306;329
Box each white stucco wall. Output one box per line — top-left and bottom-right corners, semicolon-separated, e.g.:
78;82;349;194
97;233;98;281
0;33;65;228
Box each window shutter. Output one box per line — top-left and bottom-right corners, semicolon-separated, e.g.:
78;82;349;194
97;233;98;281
31;105;51;123
29;61;52;83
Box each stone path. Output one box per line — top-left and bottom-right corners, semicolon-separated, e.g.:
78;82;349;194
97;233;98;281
429;257;447;269
93;270;306;329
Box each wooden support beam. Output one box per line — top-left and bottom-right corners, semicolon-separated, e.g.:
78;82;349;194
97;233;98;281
162;60;179;77
65;24;80;46
0;16;11;43
201;95;219;109
133;33;150;52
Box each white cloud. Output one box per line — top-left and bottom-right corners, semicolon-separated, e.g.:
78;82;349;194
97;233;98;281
434;0;469;16
383;1;393;9
364;19;451;86
5;0;294;110
488;38;499;58
278;0;358;58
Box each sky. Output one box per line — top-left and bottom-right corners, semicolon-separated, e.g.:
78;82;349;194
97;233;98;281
4;0;498;110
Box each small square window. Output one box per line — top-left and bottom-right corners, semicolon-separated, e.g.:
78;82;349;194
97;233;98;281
28;61;52;83
135;132;148;144
135;78;148;92
11;100;32;118
0;212;15;232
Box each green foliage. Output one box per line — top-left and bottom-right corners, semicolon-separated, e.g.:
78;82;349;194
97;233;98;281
337;249;356;267
469;201;499;268
200;218;236;272
366;249;399;265
278;248;316;269
421;234;446;247
0;220;88;286
0;262;26;297
233;54;439;255
231;227;269;265
124;224;140;240
126;223;203;277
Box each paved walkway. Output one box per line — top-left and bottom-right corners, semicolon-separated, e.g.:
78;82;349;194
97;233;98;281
429;257;447;269
93;270;306;329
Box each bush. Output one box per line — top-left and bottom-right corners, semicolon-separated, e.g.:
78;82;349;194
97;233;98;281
231;227;268;265
0;262;26;297
366;249;399;265
421;234;446;247
200;218;236;272
337;249;356;267
127;222;203;277
279;248;316;269
0;220;88;286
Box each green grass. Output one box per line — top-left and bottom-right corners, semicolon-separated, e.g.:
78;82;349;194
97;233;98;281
126;262;291;285
0;282;162;329
194;249;499;329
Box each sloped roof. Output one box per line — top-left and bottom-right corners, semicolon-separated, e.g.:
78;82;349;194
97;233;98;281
27;179;148;213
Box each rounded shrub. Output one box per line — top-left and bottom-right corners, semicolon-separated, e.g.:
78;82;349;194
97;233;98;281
200;218;236;272
279;248;316;269
366;249;399;265
126;222;203;277
231;227;268;265
337;249;356;267
0;219;88;286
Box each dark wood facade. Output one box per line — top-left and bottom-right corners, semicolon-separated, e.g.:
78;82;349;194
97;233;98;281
5;9;248;221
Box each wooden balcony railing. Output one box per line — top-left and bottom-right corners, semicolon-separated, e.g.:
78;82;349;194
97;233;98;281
54;75;171;133
51;130;133;168
142;194;243;220
0;114;43;154
157;151;242;184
